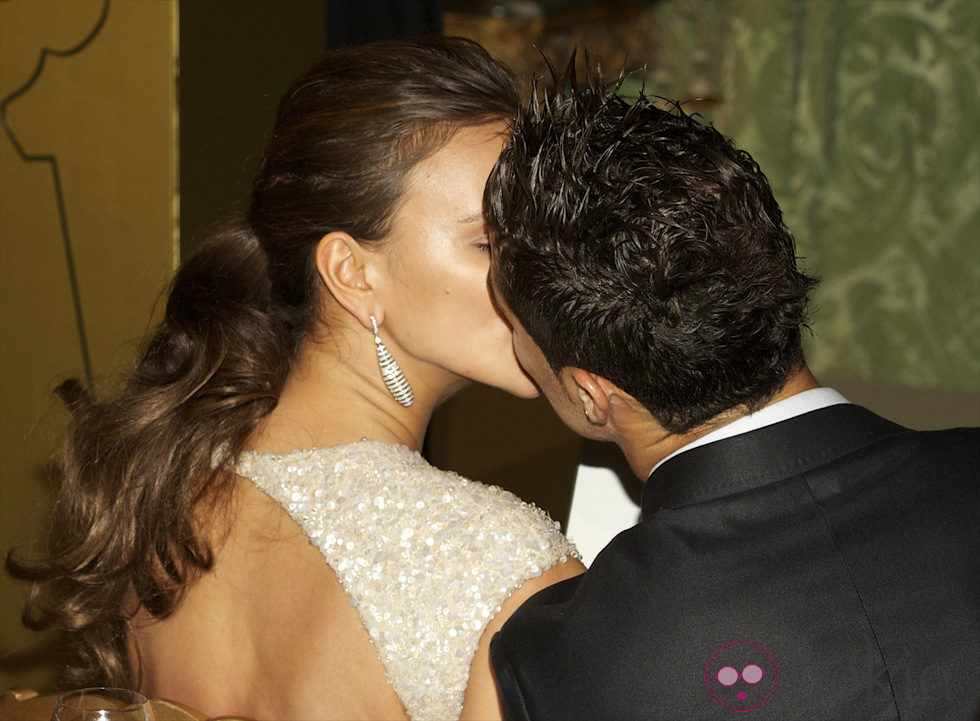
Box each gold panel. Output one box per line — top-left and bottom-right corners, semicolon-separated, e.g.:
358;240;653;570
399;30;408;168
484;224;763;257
0;0;177;692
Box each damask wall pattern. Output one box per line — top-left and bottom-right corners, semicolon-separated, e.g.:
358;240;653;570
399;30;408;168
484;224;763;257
652;0;979;389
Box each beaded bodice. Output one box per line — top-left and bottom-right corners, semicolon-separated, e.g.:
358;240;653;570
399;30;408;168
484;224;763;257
235;440;578;721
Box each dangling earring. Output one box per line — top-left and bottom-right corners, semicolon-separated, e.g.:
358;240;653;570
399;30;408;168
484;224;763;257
371;315;414;407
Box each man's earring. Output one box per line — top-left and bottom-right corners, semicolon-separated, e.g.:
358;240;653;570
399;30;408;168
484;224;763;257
371;315;414;407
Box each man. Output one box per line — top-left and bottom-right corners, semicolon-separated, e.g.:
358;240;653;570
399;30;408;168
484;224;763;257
484;72;979;720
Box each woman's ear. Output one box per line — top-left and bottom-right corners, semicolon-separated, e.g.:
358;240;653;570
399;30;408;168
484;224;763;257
314;232;377;328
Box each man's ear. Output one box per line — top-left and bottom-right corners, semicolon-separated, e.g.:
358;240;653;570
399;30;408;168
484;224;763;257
314;232;377;328
569;367;612;425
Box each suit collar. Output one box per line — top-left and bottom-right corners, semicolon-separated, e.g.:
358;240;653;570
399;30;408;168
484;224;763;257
641;404;905;516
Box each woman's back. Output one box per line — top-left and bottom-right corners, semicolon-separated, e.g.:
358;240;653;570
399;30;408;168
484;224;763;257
134;475;408;720
135;443;578;720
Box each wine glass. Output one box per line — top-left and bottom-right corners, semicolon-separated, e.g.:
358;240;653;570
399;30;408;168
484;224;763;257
50;688;154;721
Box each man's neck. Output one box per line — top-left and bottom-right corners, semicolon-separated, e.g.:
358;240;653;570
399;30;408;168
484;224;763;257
618;367;821;479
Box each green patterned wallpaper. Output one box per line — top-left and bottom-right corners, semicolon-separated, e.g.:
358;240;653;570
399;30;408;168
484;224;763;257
650;0;980;389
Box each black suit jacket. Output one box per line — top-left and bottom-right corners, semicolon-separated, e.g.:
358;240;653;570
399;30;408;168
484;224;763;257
491;405;980;720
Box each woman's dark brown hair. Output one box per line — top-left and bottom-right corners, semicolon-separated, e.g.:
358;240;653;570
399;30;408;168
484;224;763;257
6;36;519;688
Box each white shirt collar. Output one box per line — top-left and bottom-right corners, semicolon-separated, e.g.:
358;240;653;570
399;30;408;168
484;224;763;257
649;387;850;477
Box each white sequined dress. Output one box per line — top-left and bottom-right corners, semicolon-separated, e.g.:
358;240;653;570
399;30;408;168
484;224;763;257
235;440;579;721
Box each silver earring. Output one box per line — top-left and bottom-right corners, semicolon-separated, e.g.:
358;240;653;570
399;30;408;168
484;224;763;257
371;316;414;407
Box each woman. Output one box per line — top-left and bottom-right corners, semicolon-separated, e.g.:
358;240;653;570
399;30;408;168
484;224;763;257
8;37;584;720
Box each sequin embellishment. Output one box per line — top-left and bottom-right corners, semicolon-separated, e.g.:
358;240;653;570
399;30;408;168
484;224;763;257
236;441;578;720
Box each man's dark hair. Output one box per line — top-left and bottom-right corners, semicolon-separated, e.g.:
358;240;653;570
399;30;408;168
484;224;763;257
486;69;817;433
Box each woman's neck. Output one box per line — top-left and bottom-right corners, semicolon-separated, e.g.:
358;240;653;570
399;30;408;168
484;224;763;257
247;333;440;454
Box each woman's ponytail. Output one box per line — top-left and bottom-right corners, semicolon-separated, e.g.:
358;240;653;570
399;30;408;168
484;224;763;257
7;221;292;688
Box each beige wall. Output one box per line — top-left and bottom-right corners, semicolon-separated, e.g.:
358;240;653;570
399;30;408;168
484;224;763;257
0;0;177;692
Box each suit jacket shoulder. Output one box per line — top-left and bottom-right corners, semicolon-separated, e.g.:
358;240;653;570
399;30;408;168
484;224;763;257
492;407;980;721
